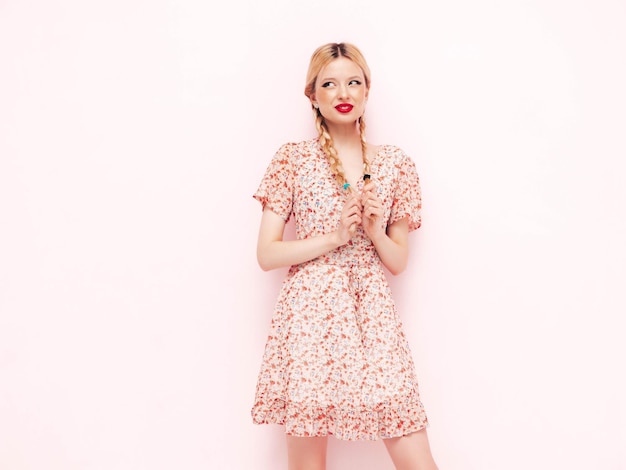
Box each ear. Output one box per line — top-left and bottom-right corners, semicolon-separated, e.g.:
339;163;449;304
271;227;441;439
310;95;318;108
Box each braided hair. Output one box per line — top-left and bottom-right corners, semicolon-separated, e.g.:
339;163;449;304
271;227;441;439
304;43;371;187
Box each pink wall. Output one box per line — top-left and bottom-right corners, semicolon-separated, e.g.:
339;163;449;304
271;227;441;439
1;0;625;469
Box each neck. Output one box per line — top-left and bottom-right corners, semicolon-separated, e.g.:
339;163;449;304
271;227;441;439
325;121;361;147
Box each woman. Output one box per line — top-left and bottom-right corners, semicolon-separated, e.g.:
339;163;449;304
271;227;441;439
251;42;439;470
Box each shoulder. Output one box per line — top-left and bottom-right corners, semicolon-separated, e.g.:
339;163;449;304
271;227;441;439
272;138;323;170
275;138;321;158
374;144;416;167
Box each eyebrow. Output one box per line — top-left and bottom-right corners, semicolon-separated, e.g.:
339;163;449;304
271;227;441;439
319;75;363;82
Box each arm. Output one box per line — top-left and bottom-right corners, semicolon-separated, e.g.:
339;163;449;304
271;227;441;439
368;218;410;275
361;180;410;275
256;194;362;271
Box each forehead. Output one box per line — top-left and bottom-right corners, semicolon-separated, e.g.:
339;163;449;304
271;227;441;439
318;57;364;80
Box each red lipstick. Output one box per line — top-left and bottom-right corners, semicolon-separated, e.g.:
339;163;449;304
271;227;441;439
335;104;353;113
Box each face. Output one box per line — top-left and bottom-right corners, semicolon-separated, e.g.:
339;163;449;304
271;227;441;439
311;57;368;128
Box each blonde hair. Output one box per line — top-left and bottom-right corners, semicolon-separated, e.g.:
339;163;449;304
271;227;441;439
304;42;371;187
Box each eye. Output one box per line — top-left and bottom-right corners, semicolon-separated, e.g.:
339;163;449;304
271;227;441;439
321;81;334;88
349;79;362;86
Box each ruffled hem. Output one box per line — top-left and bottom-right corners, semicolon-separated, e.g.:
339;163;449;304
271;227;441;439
251;395;429;441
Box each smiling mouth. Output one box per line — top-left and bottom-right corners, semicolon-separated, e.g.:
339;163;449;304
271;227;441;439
335;104;353;113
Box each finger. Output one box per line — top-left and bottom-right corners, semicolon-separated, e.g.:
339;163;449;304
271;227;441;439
363;196;378;207
362;191;378;205
348;216;361;233
364;206;382;218
363;199;380;213
346;205;361;218
363;180;376;190
344;213;361;227
346;197;362;211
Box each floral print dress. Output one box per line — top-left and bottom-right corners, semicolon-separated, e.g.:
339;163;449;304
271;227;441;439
251;138;429;441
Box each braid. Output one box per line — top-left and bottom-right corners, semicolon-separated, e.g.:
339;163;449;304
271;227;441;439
304;43;373;187
359;116;370;175
314;111;348;187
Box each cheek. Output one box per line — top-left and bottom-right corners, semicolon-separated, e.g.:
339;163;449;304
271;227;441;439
317;88;333;101
353;88;366;100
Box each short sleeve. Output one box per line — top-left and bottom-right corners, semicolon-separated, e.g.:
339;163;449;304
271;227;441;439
253;143;295;221
389;152;422;231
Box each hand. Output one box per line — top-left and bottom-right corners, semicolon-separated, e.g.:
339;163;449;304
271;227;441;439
335;191;362;245
361;180;385;241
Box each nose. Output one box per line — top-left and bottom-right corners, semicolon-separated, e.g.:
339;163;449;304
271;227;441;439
337;83;349;99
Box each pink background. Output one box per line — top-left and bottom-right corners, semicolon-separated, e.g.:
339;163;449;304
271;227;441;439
1;0;625;469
